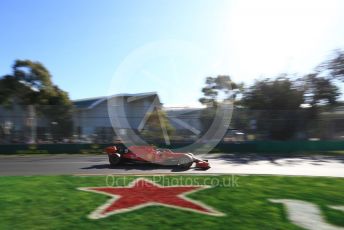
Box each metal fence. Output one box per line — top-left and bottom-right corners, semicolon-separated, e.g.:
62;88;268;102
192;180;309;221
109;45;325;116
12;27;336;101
0;104;344;144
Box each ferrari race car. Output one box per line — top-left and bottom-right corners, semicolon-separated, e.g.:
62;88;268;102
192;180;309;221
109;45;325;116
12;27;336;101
104;145;210;170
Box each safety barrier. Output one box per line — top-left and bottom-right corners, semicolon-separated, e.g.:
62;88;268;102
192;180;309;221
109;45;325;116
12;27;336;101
0;141;344;154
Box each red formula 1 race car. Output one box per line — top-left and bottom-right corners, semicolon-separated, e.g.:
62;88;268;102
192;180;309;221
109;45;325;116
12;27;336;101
104;145;210;170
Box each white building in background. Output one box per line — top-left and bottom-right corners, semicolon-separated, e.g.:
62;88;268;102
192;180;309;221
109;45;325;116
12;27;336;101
72;92;161;142
164;108;203;139
72;92;208;143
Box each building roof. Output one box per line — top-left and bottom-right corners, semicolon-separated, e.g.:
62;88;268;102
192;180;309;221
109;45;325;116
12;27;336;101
73;97;104;109
73;92;158;110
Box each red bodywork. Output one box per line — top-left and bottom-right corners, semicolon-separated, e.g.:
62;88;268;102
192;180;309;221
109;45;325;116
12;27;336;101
105;145;210;169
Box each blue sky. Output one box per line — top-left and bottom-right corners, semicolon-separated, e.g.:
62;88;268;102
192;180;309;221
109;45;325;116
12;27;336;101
1;0;344;107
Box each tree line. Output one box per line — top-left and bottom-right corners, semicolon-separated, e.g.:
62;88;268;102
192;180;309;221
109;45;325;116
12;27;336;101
199;49;344;140
0;60;73;140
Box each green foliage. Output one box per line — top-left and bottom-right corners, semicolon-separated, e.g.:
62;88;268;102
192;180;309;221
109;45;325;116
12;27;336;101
199;75;241;106
242;77;305;140
243;77;304;110
241;73;341;140
302;73;340;106
0;75;19;107
13;60;54;92
324;49;344;81
199;75;241;134
0;60;74;139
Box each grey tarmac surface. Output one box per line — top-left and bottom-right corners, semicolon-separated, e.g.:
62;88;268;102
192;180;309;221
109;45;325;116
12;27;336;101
0;154;344;177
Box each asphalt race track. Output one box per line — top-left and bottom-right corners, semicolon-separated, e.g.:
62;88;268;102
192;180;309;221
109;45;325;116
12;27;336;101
0;154;344;177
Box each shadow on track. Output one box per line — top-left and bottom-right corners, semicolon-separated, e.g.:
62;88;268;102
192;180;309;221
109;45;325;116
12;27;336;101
80;163;192;172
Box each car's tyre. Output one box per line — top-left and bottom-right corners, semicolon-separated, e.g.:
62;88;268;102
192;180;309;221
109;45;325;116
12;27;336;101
108;154;121;166
178;155;193;169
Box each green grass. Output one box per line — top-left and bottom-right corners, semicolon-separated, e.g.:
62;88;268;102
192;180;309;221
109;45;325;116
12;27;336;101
0;175;343;230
